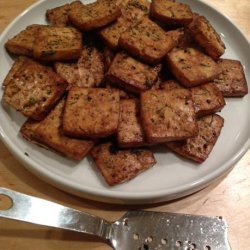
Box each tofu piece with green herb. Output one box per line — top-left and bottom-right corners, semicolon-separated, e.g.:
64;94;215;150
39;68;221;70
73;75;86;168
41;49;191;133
63;88;120;138
188;15;225;60
106;52;161;94
140;89;198;143
167;114;224;163
161;80;225;117
117;99;146;148
119;17;174;64
99;0;150;50
5;24;42;57
3;57;68;121
33;26;82;61
21;99;94;160
166;47;222;87
68;0;121;31
46;3;70;27
212;59;248;97
91;142;156;185
191;83;225;117
150;0;193;27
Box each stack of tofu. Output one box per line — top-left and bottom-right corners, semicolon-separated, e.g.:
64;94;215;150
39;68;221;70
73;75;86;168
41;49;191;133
2;0;248;186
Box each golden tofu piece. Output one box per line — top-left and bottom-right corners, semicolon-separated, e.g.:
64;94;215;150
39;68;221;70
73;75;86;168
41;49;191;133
63;87;120;138
21;99;94;160
150;0;193;27
54;62;79;87
54;46;104;88
5;24;42;56
188;15;225;60
119;17;174;64
77;47;105;87
46;3;70;27
33;26;82;61
167;114;224;163
3;57;68;121
161;80;225;117
191;83;225;117
213;59;248;97
140;89;198;143
2;56;27;87
20;119;41;144
106;52;161;93
99;0;150;50
166;47;221;87
68;0;121;31
91;142;156;185
117;99;145;148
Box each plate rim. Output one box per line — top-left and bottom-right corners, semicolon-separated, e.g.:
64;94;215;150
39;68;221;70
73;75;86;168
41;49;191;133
0;0;250;204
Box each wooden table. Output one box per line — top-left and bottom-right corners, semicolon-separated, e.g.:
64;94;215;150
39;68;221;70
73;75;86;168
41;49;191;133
0;0;249;249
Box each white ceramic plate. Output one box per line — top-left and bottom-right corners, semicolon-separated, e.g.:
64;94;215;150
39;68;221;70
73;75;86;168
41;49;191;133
0;0;250;204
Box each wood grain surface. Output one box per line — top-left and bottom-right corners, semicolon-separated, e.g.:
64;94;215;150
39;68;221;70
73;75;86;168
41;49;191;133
0;0;250;249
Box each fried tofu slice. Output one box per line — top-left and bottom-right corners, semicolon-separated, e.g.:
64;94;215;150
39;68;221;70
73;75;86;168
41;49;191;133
21;99;94;160
212;59;248;97
119;17;174;64
77;47;105;87
63;88;120;138
188;15;225;60
55;46;104;88
118;99;145;148
5;24;42;56
166;47;222;87
3;57;68;121
68;0;121;31
33;26;82;61
161;80;225;117
191;83;225;117
99;0;150;50
2;56;27;87
140;89;198;143
46;3;70;27
106;52;161;94
91;142;156;185
150;0;193;27
167;114;224;163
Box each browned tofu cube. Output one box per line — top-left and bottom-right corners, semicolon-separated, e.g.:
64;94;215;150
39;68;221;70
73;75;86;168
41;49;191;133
167;114;224;163
106;52;161;94
119;17;174;64
166;47;222;87
117;99;145;148
99;0;150;50
91;142;156;185
33;26;82;61
68;0;121;31
3;57;68;121
2;56;27;87
54;62;79;88
46;3;70;27
150;0;193;27
212;59;248;97
20;99;94;160
140;89;198;143
54;46;104;88
191;83;225;117
63;88;120;138
5;24;42;57
188;15;225;60
161;80;225;117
